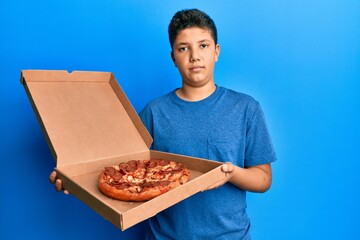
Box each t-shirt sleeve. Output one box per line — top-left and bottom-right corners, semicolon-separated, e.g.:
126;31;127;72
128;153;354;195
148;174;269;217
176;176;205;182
138;103;154;140
245;102;277;167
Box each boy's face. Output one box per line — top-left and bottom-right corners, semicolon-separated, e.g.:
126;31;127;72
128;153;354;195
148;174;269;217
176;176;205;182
171;27;220;88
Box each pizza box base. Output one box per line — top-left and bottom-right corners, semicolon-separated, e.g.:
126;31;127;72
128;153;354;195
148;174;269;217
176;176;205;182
57;150;225;230
20;70;227;231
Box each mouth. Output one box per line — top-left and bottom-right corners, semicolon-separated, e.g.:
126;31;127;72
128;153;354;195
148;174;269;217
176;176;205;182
189;65;204;71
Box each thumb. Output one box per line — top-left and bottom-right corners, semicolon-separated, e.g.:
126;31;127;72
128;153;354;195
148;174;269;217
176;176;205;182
221;162;234;173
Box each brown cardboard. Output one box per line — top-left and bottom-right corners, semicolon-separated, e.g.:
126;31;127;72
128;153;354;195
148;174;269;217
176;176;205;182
21;70;227;230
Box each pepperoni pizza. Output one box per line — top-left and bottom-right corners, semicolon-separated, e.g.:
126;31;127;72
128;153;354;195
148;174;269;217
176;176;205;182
98;159;190;201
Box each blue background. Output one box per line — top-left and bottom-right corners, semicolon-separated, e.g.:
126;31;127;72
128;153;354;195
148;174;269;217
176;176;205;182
1;1;359;239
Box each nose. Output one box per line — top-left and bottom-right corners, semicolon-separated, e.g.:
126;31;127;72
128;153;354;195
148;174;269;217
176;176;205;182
189;49;200;62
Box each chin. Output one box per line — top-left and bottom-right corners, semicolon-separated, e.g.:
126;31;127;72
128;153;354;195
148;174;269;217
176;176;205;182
185;78;213;87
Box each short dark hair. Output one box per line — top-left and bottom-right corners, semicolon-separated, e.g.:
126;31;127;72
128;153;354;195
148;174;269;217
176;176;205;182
168;9;218;50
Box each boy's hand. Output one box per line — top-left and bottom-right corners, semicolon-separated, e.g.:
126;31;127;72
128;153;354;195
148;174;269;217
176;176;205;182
49;171;70;194
203;162;234;191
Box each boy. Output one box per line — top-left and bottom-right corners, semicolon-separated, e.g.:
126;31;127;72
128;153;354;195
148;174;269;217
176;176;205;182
51;9;276;240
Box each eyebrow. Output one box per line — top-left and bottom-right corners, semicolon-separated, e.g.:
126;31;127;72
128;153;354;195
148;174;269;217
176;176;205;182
176;39;212;46
198;39;211;43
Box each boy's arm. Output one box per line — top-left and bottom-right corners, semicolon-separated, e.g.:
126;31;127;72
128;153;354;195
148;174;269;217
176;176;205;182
205;163;272;193
230;163;272;192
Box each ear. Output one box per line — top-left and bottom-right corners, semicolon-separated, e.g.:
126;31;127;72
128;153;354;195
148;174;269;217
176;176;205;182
171;51;177;67
215;44;220;62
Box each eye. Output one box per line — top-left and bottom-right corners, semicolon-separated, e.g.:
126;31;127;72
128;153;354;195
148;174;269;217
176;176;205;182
200;44;209;49
178;47;188;52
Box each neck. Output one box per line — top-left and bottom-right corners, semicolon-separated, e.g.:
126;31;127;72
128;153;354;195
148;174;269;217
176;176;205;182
176;82;216;101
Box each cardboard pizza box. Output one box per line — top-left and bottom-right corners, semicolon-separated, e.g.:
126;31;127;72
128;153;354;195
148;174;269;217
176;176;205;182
21;70;227;231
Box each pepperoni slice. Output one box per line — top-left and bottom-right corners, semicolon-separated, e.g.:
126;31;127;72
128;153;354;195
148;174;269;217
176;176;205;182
112;172;123;181
158;180;170;186
119;168;126;175
159;160;170;166
128;160;137;167
126;165;137;172
148;161;158;168
104;166;117;175
137;161;146;169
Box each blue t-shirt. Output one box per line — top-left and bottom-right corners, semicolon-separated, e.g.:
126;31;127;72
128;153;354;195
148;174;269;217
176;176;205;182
139;86;276;240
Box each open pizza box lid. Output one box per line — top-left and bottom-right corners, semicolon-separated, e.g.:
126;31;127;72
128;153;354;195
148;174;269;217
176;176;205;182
21;70;227;230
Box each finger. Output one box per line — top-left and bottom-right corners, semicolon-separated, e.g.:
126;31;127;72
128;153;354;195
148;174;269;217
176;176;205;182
221;163;234;173
222;164;229;172
64;189;70;195
223;163;235;178
55;179;63;192
49;171;57;183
